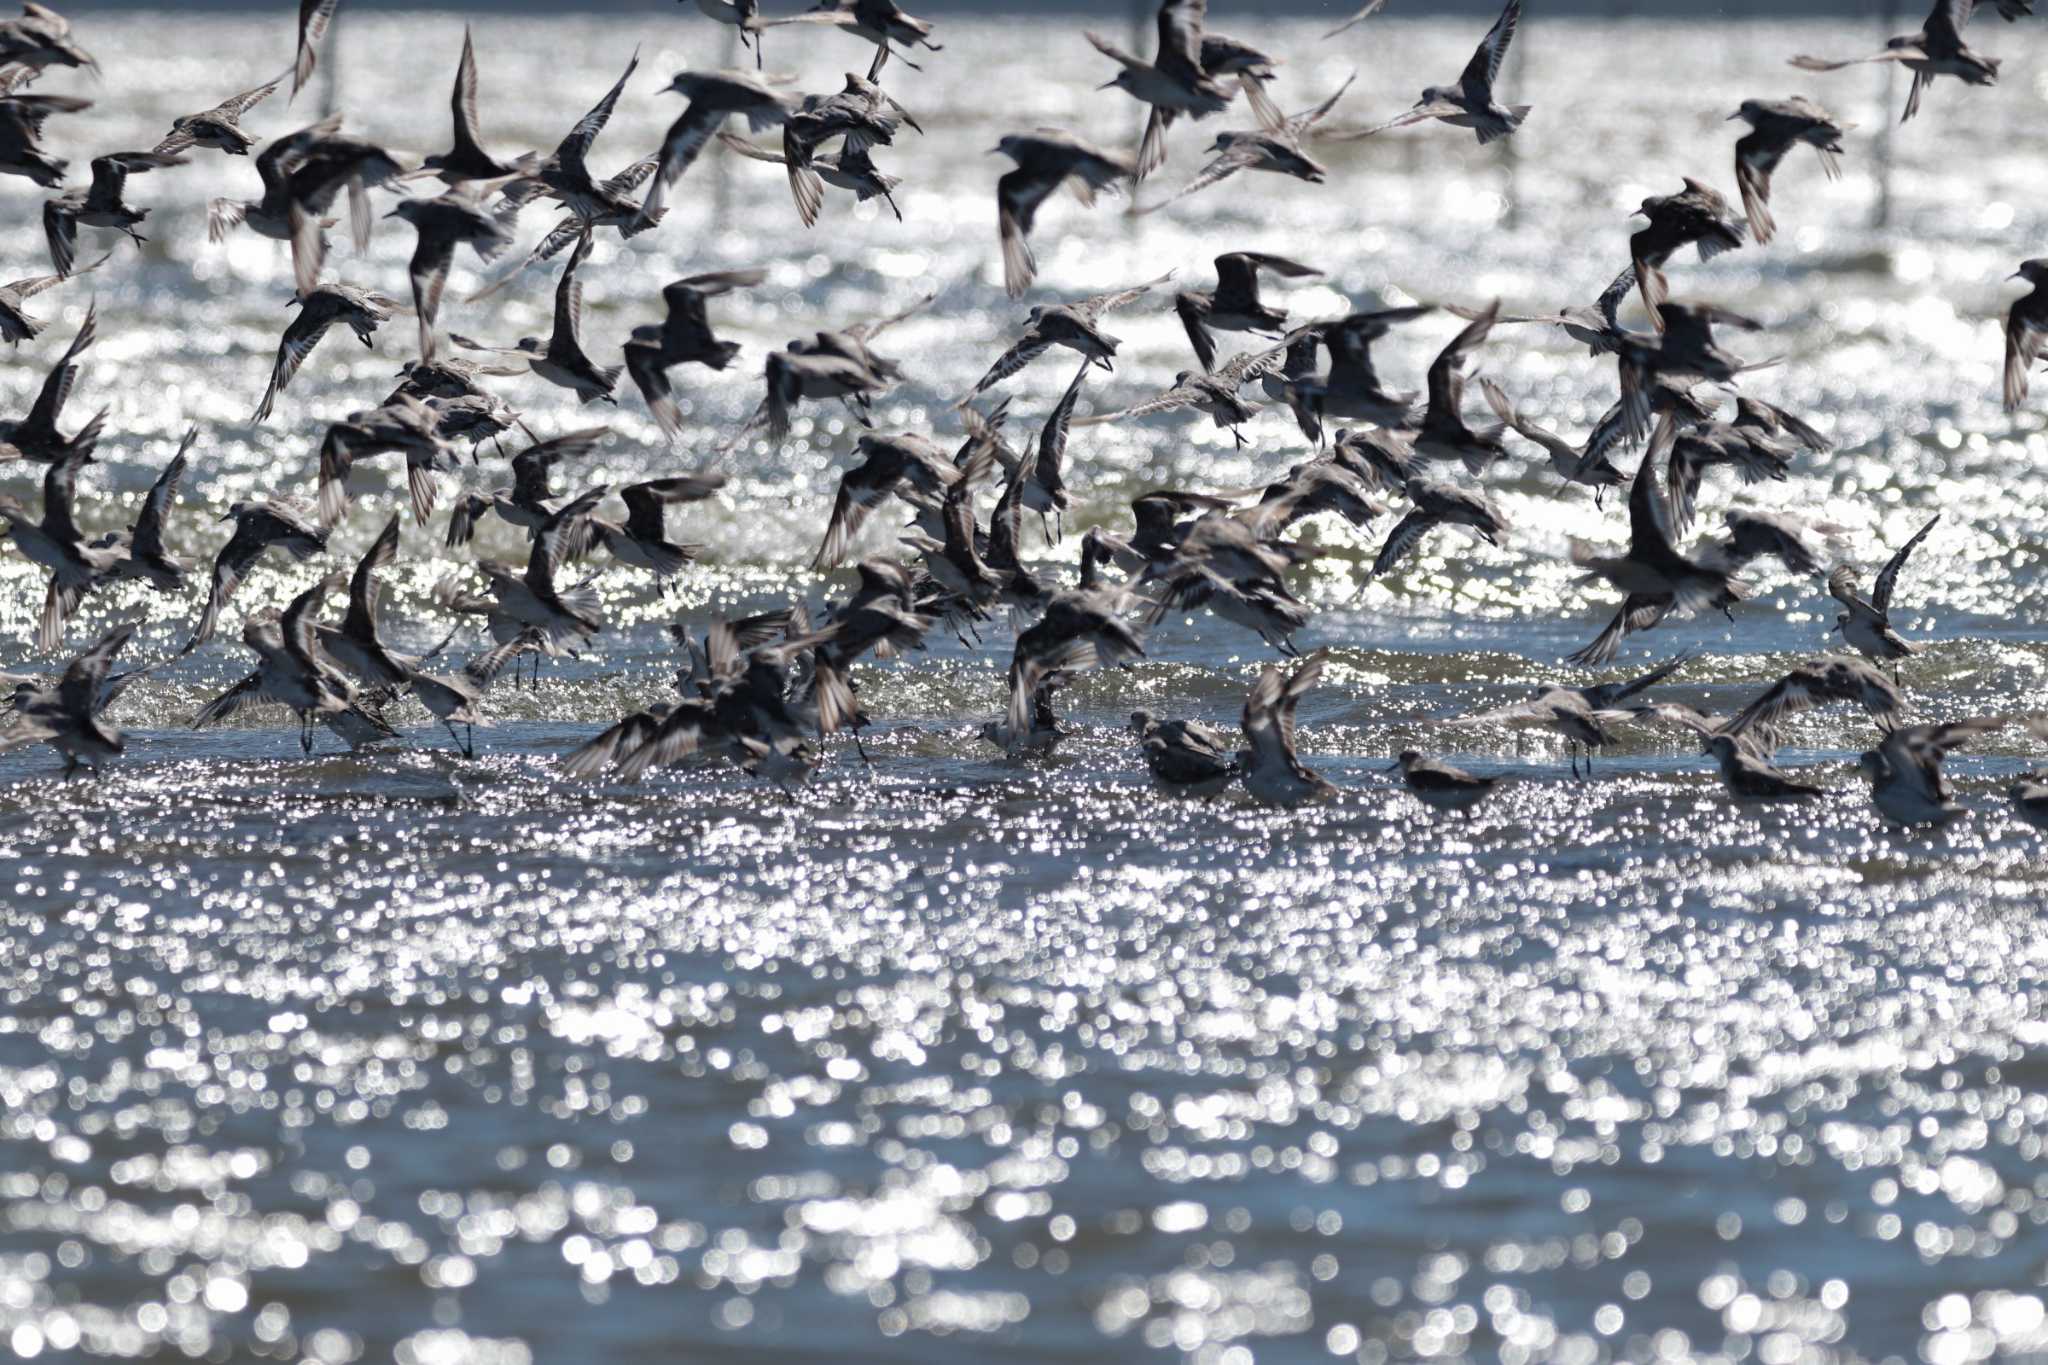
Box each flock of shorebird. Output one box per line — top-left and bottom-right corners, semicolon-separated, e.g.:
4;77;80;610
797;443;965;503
1;0;2046;832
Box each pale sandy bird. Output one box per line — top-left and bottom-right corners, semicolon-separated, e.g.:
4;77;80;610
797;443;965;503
1137;73;1352;217
153;73;283;157
0;3;96;75
964;271;1169;397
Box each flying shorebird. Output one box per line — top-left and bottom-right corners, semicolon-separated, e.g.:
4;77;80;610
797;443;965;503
1828;513;1939;679
1325;0;1528;145
1240;649;1337;806
99;428;192;594
718;130;901;227
254;283;402;423
690;0;766;69
1479;378;1630;506
2003;259;2048;412
1411;303;1510;476
1137;73;1353;217
0;449;122;651
991;130;1135;298
1791;0;1998;124
0;301;98;462
408;633;535;759
1076;367;1261;447
186;497;328;652
1726;656;1905;742
1174;252;1320;374
1372;475;1510;580
43;151;185;277
0;622;136;777
292;0;339;102
416;26;537;185
1568;437;1747;627
445;425;609;548
755;0;942;79
152;73;283;157
386;189;512;365
1703;733;1832;801
1086;0;1234;179
964;271;1169;398
1728;97;1851;245
0;2;96;75
1630;179;1747;319
592;475;726;580
1859;717;2006;827
637;69;796;229
1130;709;1240;795
453;232;618;404
624;268;763;438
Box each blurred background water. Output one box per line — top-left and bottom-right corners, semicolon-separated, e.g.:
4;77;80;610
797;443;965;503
3;4;2048;1362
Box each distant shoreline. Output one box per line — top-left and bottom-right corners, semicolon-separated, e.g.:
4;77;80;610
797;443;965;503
58;1;1908;16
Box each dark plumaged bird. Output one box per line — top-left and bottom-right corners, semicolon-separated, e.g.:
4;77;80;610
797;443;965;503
1326;0;1528;145
388;188;513;364
1729;97;1850;245
719;131;902;227
100;428;192;594
1130;710;1240;794
0;449;121;651
594;475;726;579
1174;252;1320;374
0;622;137;777
1791;0;1999;123
0;88;90;186
187;497;328;652
625;268;764;438
1828;513;1939;678
0;301;96;463
1241;650;1336;805
416;27;536;185
445;425;608;547
2003;259;2048;412
758;0;942;78
637;69;796;228
453;232;618;404
254;283;402;423
1412;302;1509;477
690;0;766;69
1393;750;1509;814
1087;0;1234;179
992;130;1135;298
1630;179;1747;319
43;151;185;277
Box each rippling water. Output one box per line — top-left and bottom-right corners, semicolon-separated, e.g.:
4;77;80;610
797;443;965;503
5;8;2048;1363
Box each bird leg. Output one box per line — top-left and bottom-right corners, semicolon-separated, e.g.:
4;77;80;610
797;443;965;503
852;727;873;769
466;723;476;760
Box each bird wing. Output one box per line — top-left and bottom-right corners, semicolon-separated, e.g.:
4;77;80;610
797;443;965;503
57;622;137;717
257;301;336;421
130;429;193;563
25;299;93;436
1323;0;1389;39
555;48;638;181
1289;71;1358;133
1424;301;1495;425
449;26;488;160
1871;513;1938;615
1036;360;1089;487
294;0;340;97
1132;141;1254;215
343;513;400;640
1077;269;1175;320
1460;0;1522;97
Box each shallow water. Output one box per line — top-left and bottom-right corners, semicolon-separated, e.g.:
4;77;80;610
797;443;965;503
4;8;2048;1363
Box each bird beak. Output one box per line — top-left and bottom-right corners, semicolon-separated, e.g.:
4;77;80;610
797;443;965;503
1725;111;1742;120
2010;271;2027;281
1383;761;1401;773
1096;79;1119;90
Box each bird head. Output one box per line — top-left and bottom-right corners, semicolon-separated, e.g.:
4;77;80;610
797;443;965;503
1128;709;1154;735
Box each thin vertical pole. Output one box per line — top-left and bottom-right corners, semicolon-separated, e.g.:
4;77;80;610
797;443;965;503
1871;0;1898;229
